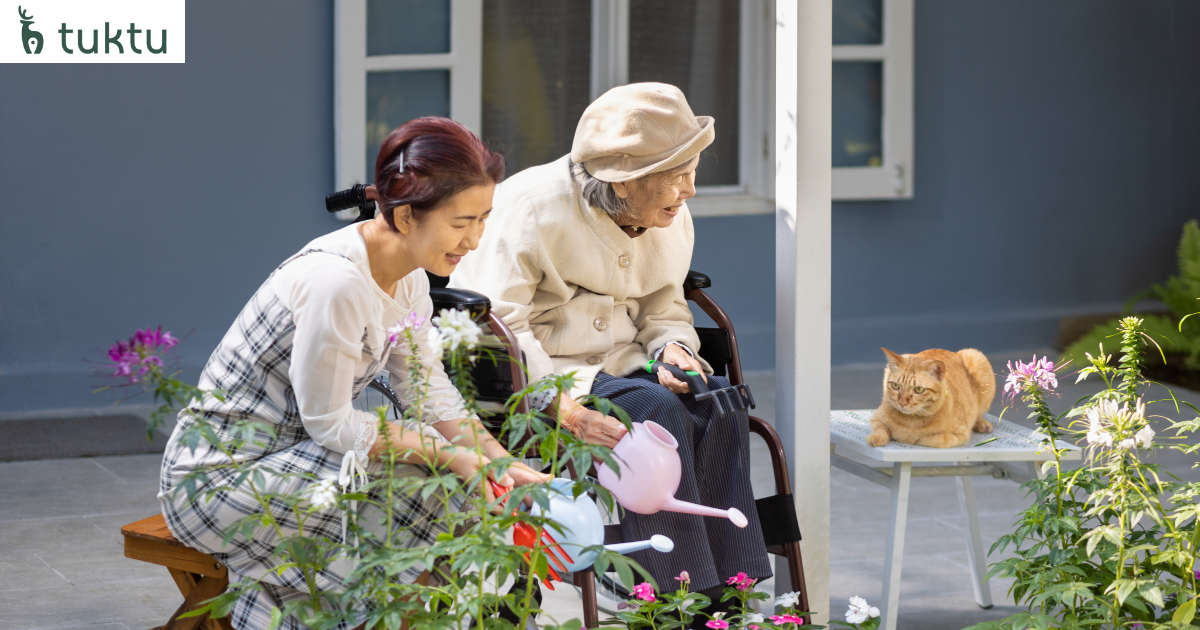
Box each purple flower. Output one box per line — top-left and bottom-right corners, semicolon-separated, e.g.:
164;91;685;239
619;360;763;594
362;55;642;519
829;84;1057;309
1194;570;1200;580
106;327;178;384
1004;355;1058;399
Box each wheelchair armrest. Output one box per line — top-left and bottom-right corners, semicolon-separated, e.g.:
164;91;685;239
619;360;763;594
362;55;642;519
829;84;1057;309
429;287;490;321
684;269;712;290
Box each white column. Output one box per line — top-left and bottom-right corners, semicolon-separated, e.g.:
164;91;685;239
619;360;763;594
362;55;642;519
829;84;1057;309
775;0;832;622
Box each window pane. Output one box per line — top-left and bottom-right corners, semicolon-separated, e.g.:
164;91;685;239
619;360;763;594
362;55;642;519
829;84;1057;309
367;0;450;56
630;0;739;187
481;1;591;177
366;70;450;183
832;62;883;168
833;0;883;46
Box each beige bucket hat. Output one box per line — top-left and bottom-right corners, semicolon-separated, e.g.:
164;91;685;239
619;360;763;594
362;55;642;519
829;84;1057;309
571;82;715;183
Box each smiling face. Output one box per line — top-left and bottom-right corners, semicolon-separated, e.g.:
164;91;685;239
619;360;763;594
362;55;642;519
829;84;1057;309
612;157;699;229
395;183;495;276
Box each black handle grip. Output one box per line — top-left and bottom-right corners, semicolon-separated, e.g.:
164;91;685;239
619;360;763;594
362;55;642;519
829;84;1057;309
325;184;377;221
646;360;709;395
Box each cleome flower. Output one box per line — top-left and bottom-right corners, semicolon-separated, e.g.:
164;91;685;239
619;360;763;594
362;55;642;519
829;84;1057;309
429;308;483;358
1004;355;1058;399
846;596;880;624
107;326;180;384
304;478;339;510
386;312;429;349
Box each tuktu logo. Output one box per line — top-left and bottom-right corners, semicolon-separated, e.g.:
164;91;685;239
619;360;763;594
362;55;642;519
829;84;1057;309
19;6;42;54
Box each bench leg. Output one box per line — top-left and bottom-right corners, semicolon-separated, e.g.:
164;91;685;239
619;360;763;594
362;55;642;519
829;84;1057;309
880;461;911;630
956;466;993;609
575;570;600;629
164;569;231;630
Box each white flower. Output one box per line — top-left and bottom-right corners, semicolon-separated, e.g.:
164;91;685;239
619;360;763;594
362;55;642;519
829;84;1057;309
1134;425;1155;448
846;596;879;624
1088;428;1114;447
1117;437;1136;449
430;308;482;355
774;591;801;608
304;478;338;510
426;326;444;360
745;613;765;624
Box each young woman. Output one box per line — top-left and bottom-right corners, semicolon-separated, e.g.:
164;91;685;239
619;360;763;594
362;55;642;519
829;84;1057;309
159;117;548;630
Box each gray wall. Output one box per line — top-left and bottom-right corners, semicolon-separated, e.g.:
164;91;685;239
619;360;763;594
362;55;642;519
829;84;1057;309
0;1;342;411
2;1;1199;412
695;0;1200;370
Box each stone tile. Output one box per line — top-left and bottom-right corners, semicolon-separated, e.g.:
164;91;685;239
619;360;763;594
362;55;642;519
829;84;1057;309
0;579;181;630
0;483;161;522
0;550;72;593
0;517;122;557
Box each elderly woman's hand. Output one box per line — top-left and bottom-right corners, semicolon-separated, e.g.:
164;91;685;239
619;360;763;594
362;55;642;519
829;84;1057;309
564;407;628;448
656;343;708;394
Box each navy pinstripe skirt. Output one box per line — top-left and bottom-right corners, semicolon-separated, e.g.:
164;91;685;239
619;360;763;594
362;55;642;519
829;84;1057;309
592;371;772;592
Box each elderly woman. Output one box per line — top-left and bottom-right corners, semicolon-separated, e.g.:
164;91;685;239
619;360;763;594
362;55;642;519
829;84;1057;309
450;83;771;603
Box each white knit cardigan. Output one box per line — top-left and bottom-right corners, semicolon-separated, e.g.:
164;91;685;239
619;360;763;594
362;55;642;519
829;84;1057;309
449;155;709;399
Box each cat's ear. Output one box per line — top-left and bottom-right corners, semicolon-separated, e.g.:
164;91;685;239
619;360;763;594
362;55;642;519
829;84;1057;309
927;360;946;380
881;348;905;369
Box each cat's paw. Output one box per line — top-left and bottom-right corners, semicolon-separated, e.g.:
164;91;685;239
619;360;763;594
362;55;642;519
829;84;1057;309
866;431;891;447
973;417;993;433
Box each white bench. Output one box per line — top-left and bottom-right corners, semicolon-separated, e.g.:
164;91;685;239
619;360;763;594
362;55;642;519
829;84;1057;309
829;410;1081;630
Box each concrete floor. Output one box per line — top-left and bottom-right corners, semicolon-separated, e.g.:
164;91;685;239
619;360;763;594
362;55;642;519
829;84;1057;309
2;350;1197;630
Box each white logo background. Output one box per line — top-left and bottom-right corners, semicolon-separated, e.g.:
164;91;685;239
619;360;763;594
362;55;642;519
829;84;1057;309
1;0;185;63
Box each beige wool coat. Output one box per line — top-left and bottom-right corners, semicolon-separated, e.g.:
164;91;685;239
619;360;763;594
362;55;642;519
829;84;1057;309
449;155;709;400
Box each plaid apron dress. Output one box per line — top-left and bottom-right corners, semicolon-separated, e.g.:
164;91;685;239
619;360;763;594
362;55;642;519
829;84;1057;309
159;249;447;630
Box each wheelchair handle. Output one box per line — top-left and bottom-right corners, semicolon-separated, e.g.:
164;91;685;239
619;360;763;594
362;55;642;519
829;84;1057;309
325;184;377;222
646;360;709;395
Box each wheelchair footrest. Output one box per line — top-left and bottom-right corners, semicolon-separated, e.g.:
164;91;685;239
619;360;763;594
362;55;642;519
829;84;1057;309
756;493;802;547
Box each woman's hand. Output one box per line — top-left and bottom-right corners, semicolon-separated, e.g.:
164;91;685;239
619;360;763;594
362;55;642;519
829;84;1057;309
657;343;707;394
564;407;628;448
505;461;552;487
445;447;509;504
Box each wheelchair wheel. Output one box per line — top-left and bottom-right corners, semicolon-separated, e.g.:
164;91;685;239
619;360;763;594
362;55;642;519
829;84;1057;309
353;374;403;420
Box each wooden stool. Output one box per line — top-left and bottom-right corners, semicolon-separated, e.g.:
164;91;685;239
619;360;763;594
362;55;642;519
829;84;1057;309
122;514;234;630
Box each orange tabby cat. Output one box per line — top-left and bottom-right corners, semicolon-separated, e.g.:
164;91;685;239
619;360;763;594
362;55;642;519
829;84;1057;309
866;347;996;448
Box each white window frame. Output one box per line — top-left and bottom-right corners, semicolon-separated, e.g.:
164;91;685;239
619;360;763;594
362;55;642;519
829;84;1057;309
333;0;482;200
832;0;914;200
589;0;775;217
333;0;790;218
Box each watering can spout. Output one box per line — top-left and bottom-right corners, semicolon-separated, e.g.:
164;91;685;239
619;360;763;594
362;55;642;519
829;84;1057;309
660;498;749;528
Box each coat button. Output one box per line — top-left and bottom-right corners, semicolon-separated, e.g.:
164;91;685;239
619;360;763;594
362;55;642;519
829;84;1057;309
594;318;607;331
587;356;603;365
618;254;631;268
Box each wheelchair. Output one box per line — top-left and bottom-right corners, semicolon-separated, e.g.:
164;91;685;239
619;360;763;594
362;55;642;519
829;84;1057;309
334;188;809;626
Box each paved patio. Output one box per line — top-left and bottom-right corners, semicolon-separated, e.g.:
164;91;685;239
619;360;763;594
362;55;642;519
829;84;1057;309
2;350;1196;630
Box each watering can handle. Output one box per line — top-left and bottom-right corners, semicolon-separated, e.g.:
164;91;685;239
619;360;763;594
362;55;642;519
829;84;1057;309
646;360;709;395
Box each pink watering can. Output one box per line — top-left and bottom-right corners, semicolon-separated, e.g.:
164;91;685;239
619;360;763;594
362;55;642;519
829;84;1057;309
596;421;749;528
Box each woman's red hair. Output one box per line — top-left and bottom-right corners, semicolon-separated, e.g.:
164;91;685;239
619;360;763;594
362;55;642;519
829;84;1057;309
374;117;505;230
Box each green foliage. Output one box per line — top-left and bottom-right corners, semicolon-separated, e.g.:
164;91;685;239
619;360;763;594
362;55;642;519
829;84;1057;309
157;315;657;629
969;318;1200;630
1063;221;1200;370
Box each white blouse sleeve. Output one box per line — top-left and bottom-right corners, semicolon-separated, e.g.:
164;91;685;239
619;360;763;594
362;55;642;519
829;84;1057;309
282;260;379;464
385;274;475;425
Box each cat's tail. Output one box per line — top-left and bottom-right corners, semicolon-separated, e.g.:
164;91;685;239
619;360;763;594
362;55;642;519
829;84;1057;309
958;348;995;412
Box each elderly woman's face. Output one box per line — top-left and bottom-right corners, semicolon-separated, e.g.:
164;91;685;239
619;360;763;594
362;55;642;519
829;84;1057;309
613;157;698;229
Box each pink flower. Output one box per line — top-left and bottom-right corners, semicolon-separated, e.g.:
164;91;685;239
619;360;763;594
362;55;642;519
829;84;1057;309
1004;355;1058;399
631;582;656;602
771;614;805;626
675;570;691;583
705;620;729;629
725;572;755;591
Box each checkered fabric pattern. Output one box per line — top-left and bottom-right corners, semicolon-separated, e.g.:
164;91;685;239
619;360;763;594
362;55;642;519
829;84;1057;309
159;250;447;630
